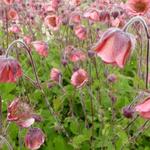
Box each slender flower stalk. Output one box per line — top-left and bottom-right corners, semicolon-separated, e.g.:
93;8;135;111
123;16;150;89
5;39;69;138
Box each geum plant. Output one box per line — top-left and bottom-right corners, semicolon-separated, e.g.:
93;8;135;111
1;0;150;149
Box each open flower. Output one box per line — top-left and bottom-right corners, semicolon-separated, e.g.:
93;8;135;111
50;68;61;82
25;128;45;150
32;41;48;57
7;98;40;128
135;97;150;119
71;69;88;88
126;0;150;15
8;8;18;20
3;0;14;5
0;56;22;83
44;14;61;31
93;28;135;68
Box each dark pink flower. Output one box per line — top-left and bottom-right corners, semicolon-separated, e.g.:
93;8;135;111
50;68;61;82
74;25;87;40
126;0;150;15
32;41;48;57
3;0;14;5
25;128;45;150
44;14;61;31
7;98;36;128
107;74;117;83
71;69;88;88
0;56;22;83
93;28;135;68
123;106;134;119
135;97;150;119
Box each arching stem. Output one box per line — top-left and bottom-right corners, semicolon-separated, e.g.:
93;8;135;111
123;16;150;89
5;39;69;138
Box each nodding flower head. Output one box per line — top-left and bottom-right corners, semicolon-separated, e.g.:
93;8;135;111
7;98;40;128
25;128;45;150
93;28;135;68
32;41;49;57
0;56;22;83
135;97;150;119
50;68;61;83
74;25;87;40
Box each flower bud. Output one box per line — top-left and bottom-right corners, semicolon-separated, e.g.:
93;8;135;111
123;106;134;119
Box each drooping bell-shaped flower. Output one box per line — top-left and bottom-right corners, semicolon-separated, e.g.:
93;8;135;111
50;68;61;83
135;97;150;119
32;41;48;57
93;28;135;68
7;98;39;128
0;56;22;83
71;69;88;88
74;25;87;40
25;128;45;150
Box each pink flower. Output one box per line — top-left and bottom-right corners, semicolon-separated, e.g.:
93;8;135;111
93;28;135;68
50;68;61;82
8;25;21;33
70;0;82;6
8;8;18;20
32;41;48;57
99;10;110;23
74;25;87;40
135;97;150;119
126;0;150;15
7;98;37;128
25;128;45;150
3;0;14;5
23;36;32;45
51;0;61;10
71;69;88;88
44;15;61;31
84;9;100;22
0;56;22;83
69;50;86;62
69;13;81;25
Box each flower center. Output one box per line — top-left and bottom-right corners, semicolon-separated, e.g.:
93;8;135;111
134;1;147;12
48;17;57;27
